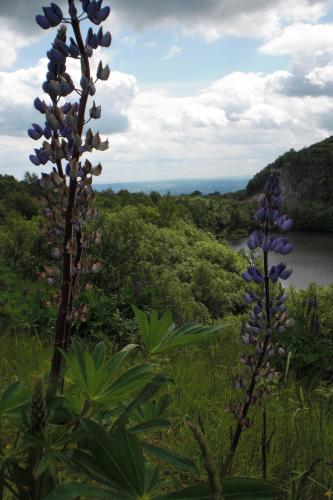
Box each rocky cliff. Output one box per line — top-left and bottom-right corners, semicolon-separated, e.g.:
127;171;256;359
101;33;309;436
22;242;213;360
245;136;333;231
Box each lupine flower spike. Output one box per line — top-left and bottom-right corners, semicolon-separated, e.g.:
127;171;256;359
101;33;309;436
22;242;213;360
29;0;111;393
222;169;294;475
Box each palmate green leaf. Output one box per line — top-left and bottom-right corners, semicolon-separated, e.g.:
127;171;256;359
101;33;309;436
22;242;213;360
115;374;170;428
220;477;284;498
34;451;57;478
0;382;29;415
132;394;170;425
149;310;174;351
103;344;138;377
92;341;107;368
129;418;170;433
153;329;220;354
63;340;149;404
98;363;154;404
90;345;141;401
156;478;284;499
132;305;174;353
142;443;199;475
132;305;151;349
44;482;132;499
70;449;120;488
133;307;221;356
80;418;146;496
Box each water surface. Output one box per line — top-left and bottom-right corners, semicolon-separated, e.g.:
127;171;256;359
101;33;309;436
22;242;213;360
228;232;333;289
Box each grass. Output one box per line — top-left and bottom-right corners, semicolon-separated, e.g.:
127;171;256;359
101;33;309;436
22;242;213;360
1;320;333;499
0;332;51;389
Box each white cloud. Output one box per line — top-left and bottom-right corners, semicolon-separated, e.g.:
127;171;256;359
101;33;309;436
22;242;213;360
306;64;333;87
2;59;333;181
260;22;333;56
113;0;330;41
2;0;333;182
161;45;183;61
0;22;36;69
96;68;330;181
0;59;139;178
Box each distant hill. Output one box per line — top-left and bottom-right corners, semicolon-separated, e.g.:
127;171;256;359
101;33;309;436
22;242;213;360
95;177;248;196
245;136;333;231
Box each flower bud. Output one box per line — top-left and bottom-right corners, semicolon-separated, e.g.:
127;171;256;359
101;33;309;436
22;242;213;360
31;379;48;434
96;60;110;80
100;31;112;47
89;101;101;119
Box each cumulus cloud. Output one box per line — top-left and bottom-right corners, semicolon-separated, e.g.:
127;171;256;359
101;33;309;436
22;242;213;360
0;0;67;34
0;53;138;137
112;0;329;40
161;45;182;61
270;48;333;97
2;0;333;181
1;64;331;181
0;1;67;69
0;25;29;69
94;69;330;181
260;23;333;55
3;0;330;52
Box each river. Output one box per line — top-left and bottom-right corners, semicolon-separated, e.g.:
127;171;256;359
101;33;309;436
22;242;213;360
228;232;333;289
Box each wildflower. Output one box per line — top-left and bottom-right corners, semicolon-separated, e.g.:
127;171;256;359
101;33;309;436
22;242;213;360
223;169;294;475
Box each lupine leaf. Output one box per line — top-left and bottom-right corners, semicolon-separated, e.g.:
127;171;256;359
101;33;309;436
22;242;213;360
133;307;221;356
44;482;130;499
129;419;170;433
142;443;199;475
77;419;146;495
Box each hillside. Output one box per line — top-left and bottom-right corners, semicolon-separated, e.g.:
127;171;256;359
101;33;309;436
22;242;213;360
245;136;333;231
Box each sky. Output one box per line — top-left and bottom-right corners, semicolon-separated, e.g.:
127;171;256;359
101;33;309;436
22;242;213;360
2;0;333;182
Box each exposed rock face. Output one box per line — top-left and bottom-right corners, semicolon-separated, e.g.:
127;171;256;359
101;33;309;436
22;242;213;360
280;140;333;207
246;136;333;207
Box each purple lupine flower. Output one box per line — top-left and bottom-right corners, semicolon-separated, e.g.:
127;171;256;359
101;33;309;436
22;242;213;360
96;6;111;22
68;40;80;58
34;97;48;114
28;123;44;140
44;123;53;139
276;214;293;231
84;2;110;25
86;28;99;49
242;265;264;284
36;14;51;29
100;30;112;47
29;154;41;166
247;230;264;250
61;102;72;114
244;292;256;304
265;236;293;254
42;5;63;27
50;3;63;19
47;48;66;64
225;169;294;468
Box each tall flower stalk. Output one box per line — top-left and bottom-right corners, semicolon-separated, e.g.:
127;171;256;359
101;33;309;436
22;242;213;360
222;169;294;475
29;0;111;393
